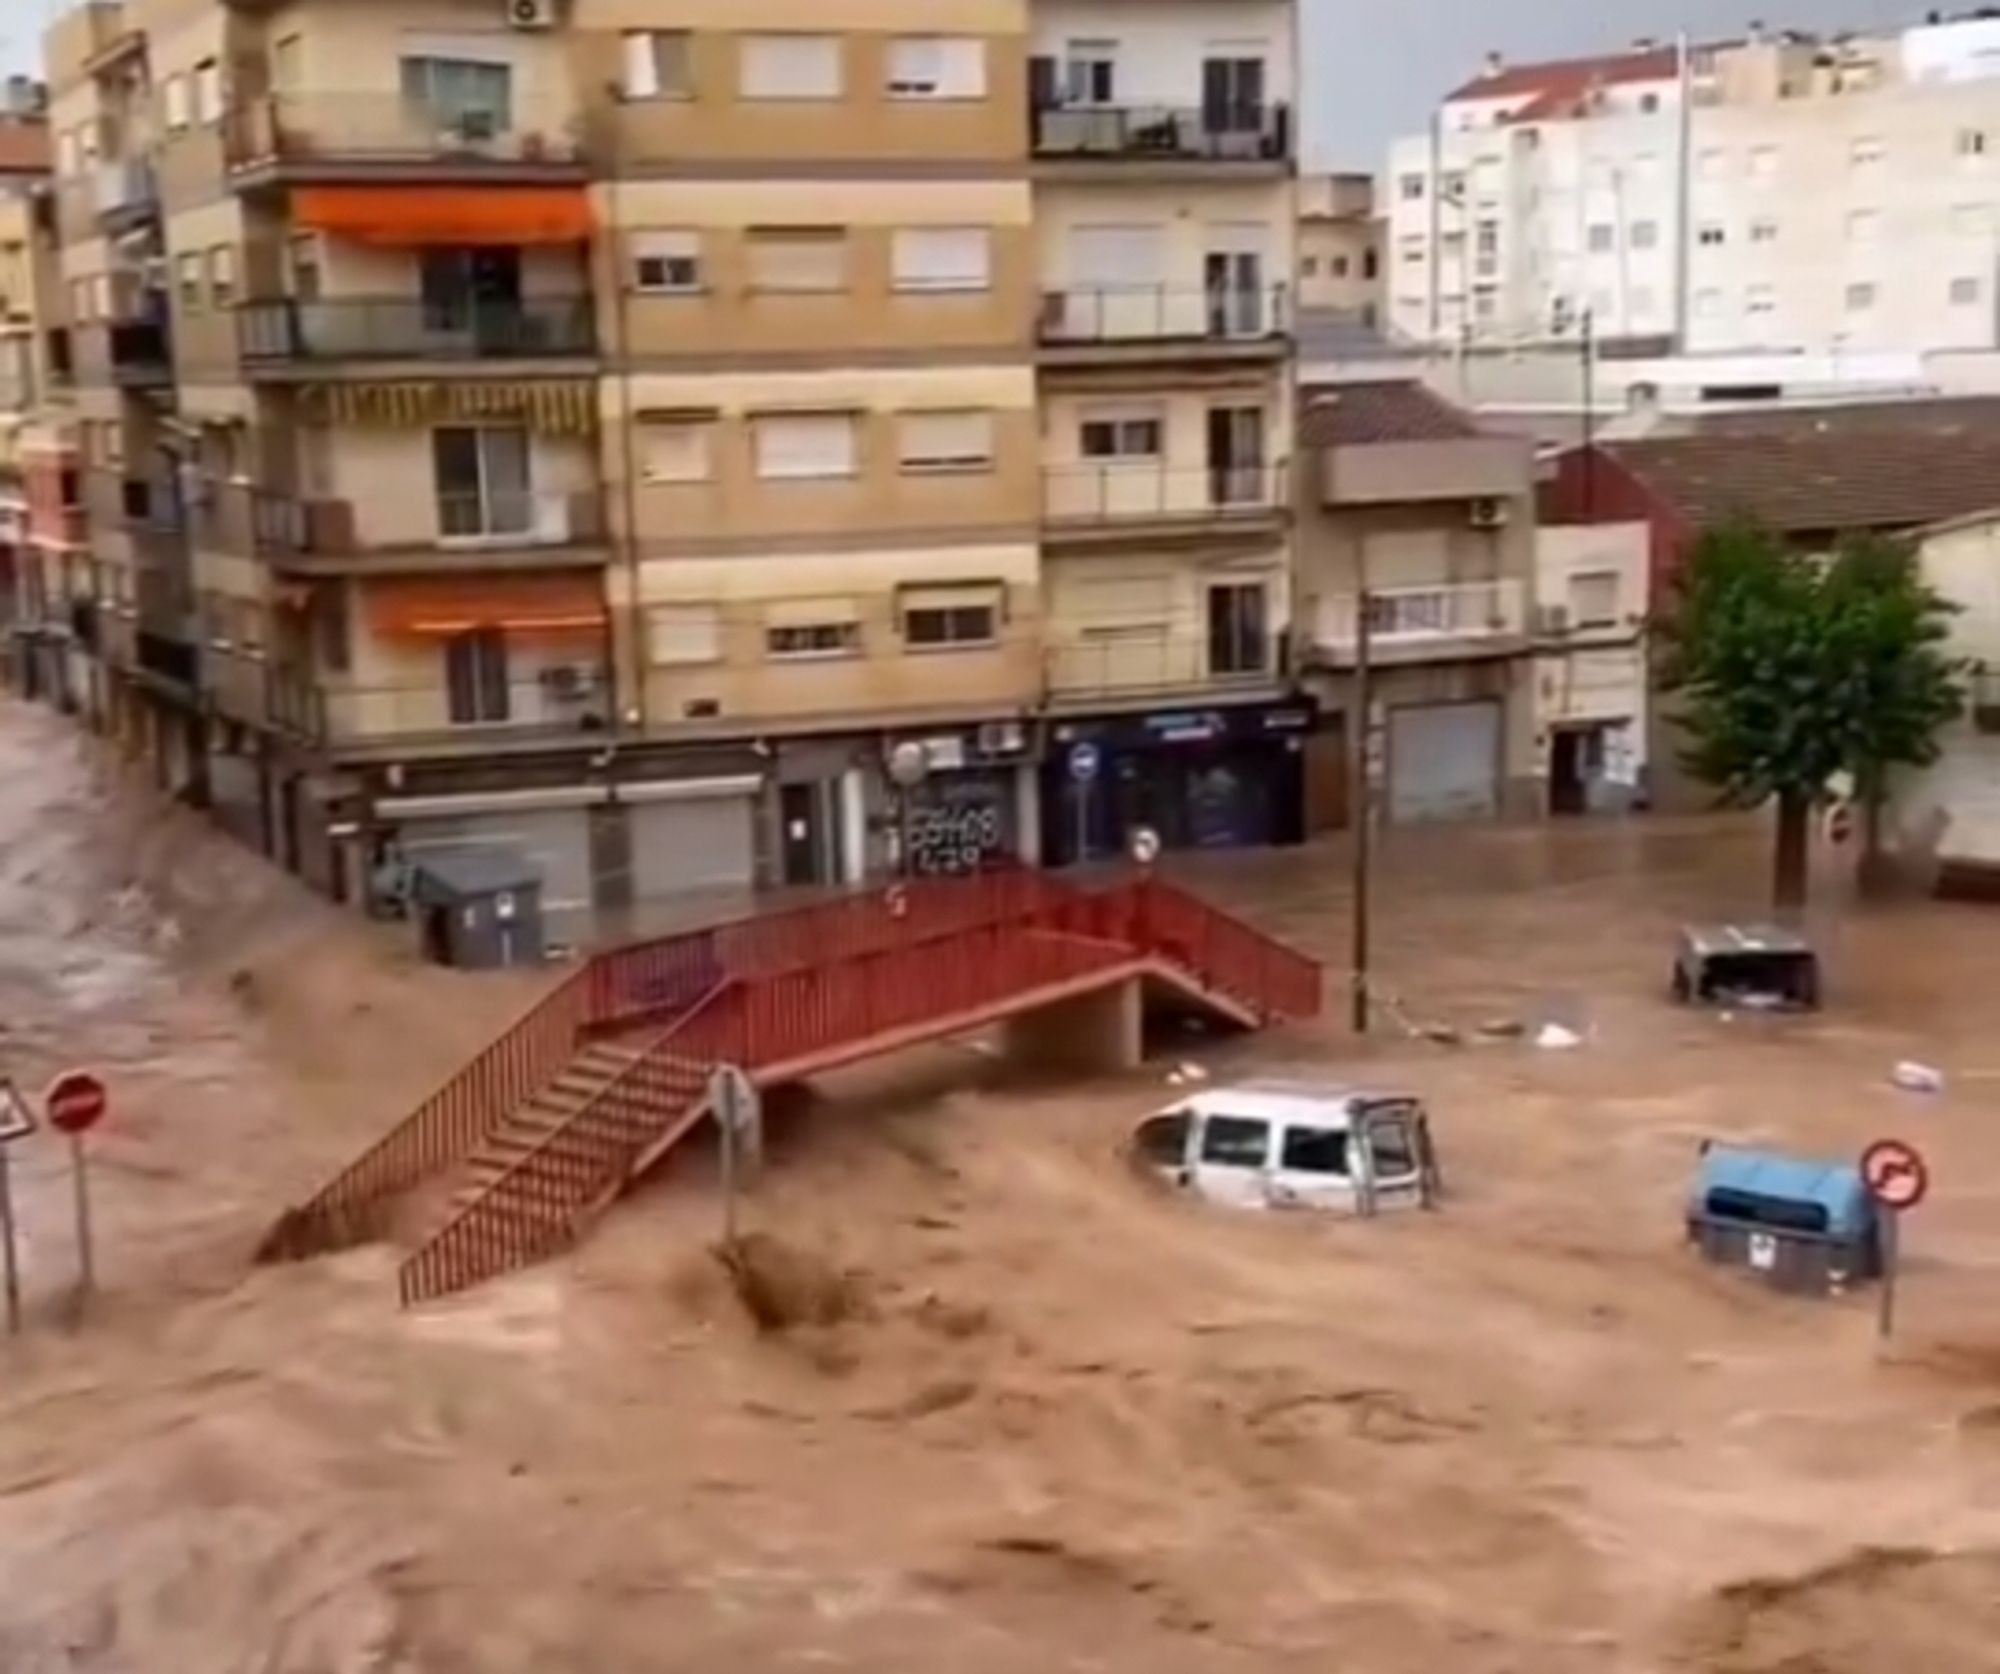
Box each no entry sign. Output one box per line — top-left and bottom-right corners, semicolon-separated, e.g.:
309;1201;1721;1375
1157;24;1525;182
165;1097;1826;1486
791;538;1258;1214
44;1070;108;1137
1861;1138;1929;1212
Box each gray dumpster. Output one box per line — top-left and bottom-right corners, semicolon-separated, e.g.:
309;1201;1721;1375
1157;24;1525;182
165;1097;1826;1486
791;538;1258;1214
410;849;546;970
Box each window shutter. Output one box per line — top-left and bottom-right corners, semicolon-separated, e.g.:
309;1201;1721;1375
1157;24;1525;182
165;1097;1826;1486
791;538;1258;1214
888;37;986;97
898;410;994;470
622;32;660;98
633;229;701;291
1068;224;1164;284
1029;55;1058;110
648;604;722;665
753;413;858;479
892;227;991;292
639;419;713;483
747;229;846;292
741;35;842;99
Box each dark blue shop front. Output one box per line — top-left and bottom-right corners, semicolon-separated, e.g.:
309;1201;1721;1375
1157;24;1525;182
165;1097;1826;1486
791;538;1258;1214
1041;700;1314;867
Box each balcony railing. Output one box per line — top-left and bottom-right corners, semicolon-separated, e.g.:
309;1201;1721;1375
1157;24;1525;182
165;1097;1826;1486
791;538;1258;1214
1030;101;1292;164
237;297;595;364
1313;580;1527;653
1043;463;1287;526
268;665;614;750
1039;284;1290;346
436;489;577;546
1045;628;1284;701
225;93;586;173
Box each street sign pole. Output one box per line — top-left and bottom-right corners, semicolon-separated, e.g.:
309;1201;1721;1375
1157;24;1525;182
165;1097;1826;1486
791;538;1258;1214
70;1133;93;1307
42;1069;108;1316
1877;1208;1899;1343
0;1148;19;1336
708;1064;760;1251
1858;1137;1928;1348
719;1093;737;1248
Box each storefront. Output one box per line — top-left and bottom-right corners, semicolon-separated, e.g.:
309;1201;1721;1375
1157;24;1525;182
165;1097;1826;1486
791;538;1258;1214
882;723;1036;878
1040;700;1315;867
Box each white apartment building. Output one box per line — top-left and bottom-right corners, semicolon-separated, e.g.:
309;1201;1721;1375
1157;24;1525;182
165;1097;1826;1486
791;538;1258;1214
1386;14;2000;357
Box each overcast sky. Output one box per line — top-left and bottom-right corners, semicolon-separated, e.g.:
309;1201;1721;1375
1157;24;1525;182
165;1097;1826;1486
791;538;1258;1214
0;0;1938;169
1302;0;1925;167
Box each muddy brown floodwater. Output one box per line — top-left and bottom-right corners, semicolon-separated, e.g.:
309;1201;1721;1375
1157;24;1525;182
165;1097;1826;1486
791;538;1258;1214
0;696;1998;1673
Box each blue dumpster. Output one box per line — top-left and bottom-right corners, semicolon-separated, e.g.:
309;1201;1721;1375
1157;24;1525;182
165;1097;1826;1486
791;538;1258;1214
1685;1144;1882;1295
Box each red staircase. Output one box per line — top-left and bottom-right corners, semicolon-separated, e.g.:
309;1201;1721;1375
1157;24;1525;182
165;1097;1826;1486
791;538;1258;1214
257;871;1321;1304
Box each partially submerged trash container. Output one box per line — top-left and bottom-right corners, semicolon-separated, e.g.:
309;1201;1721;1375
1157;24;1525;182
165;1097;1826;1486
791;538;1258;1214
1672;923;1821;1011
1685;1143;1881;1294
409;849;546;970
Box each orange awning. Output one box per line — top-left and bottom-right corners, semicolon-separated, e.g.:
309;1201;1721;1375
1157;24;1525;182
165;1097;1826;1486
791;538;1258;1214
290;185;591;247
367;574;607;638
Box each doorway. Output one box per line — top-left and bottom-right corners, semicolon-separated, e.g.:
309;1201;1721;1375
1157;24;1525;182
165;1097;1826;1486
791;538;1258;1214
1206;403;1265;505
1549;725;1602;816
1200;55;1266;135
779;780;844;887
1204;249;1265;336
420;246;522;345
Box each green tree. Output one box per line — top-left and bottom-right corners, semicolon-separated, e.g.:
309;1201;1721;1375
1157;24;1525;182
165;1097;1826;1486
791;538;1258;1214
1659;522;1964;910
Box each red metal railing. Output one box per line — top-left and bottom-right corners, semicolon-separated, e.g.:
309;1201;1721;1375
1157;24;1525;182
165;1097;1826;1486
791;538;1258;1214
258;961;596;1260
273;868;1323;1283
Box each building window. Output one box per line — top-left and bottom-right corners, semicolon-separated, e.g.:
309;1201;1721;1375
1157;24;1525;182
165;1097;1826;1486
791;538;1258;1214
1629;219;1659;250
1959;128;1989;157
639;415;714;483
741;34;843;100
1568;570;1620;627
1062;39;1117;104
1697;223;1726;247
445;628;510;726
1078;414;1162;459
887;36;987;99
1330;253;1349;277
1846;210;1880;244
1749;145;1780;180
1301;255;1319;277
1363;248;1379;280
1696;147;1727;179
752;411;858;479
1750;217;1778;244
287;234;322;301
176;251;204;311
1693;288;1723;319
1587;223;1614;253
622;30;691;99
901;587;999;648
163;75;191;132
1398;235;1425;266
632;229;702;292
766;618;861;658
1206;583;1269;676
1638;91;1661;114
647;603;722;666
1850;135;1885;171
271;33;302;90
891;226;991;292
1845;281;1877;312
314;583;349;672
399;57;512;134
1746;284;1776;316
207;245;236;309
1399;172;1425;201
433;425;532;539
1952;275;1982;307
1473;220;1499;276
746;227;847;293
897;409;994;473
192;59;222;126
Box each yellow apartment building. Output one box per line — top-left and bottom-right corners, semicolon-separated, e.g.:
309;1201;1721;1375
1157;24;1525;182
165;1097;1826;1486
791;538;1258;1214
21;0;1308;935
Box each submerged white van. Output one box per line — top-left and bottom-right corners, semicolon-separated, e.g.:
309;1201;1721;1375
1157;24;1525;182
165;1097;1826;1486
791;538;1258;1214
1131;1084;1440;1215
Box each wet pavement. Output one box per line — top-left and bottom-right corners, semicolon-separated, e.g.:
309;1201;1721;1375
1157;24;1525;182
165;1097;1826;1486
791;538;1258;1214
0;694;1997;1672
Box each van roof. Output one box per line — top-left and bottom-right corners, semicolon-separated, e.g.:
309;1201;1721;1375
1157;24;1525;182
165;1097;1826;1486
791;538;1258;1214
1160;1083;1410;1125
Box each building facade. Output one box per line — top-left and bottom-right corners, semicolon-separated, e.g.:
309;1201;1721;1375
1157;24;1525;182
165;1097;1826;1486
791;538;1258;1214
15;0;1306;934
1386;16;2000;358
1532;520;1649;813
1295;170;1378;321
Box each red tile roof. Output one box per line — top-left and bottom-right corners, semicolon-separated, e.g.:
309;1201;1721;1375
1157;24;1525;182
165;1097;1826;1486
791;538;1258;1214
0;122;49;179
1446;47;1682;107
1299;381;1484;447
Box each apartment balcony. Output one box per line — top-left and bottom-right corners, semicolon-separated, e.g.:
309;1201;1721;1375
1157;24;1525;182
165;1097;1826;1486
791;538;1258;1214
1045;627;1287;706
72;317;173;389
1041;463;1288;546
1038;284;1290;366
1316;434;1533;506
134;629;200;694
235;296;595;372
267;662;614;756
1309;580;1529;666
229;485;608;576
1029;101;1292;178
223;93;589;188
94;157;159;234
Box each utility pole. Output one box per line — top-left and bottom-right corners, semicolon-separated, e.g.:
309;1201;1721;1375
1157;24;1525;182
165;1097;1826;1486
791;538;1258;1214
1580;305;1596;517
1349;557;1373;1035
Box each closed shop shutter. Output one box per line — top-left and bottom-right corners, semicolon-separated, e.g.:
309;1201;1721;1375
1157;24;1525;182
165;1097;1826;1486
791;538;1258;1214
1388;700;1500;824
630;791;757;902
400;807;594;923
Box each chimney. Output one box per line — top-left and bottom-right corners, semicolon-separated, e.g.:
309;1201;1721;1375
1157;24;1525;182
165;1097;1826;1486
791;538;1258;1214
1747;18;1767;46
1482;50;1505;79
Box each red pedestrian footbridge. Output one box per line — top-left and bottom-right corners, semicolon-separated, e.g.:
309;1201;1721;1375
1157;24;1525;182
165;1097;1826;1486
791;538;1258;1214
257;870;1322;1305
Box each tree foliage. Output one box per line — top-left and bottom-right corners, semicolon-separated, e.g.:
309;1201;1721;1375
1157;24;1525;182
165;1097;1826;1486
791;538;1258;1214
1657;521;1965;904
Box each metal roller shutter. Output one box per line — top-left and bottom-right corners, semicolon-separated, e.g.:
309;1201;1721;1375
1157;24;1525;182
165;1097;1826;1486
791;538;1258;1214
1388;700;1501;824
630;793;756;902
401;808;594;923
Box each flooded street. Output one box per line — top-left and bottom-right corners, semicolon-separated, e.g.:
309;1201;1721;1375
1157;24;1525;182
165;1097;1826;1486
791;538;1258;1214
0;692;1997;1672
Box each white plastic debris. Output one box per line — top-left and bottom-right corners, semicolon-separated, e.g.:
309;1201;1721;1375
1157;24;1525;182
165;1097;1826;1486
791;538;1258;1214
1891;1060;1946;1095
1534;1022;1584;1052
1177;1061;1209;1084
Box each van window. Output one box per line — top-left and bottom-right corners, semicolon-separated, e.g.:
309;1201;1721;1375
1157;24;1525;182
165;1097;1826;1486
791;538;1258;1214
1200;1116;1270;1169
1367;1118;1416;1177
1281;1125;1349;1176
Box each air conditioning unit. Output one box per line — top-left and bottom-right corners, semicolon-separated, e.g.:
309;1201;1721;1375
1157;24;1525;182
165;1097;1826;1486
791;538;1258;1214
506;0;557;29
539;664;595;700
1468;498;1508;529
1535;604;1570;635
978;719;1026;757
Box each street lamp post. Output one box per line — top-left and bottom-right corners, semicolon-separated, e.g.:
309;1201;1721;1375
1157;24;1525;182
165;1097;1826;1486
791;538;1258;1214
885;741;930;881
1350;561;1373;1037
